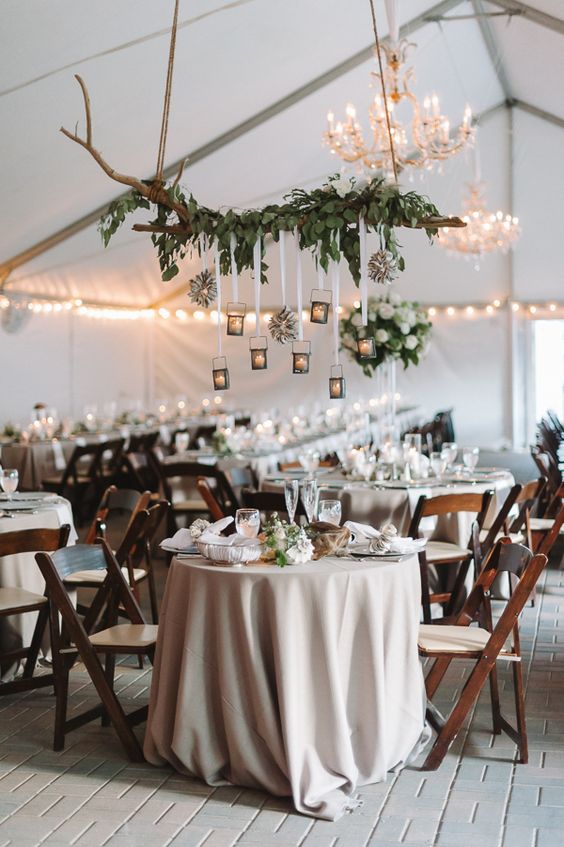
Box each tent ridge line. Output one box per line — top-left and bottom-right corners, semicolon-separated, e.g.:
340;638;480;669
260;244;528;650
0;0;465;290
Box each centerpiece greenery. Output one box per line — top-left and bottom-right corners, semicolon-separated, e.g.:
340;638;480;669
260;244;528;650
340;292;432;376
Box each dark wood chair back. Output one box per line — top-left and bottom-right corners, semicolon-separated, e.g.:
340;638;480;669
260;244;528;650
479;483;522;558
0;525;71;558
409;490;493;536
84;485;151;545
196;478;226;522
241;489;306;521
159;460;238;514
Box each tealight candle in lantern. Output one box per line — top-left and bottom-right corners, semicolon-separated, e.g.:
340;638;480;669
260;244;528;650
309;289;332;324
329;364;346;399
212;356;230;391
356;331;376;359
292;340;311;374
249;336;268;370
226;302;246;336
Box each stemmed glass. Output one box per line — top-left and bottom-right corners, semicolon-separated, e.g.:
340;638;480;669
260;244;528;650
175;431;189;453
441;442;458;471
462;447;480;472
430;451;447;480
0;469;19;501
235;508;260;538
318;499;342;525
301;478;318;524
284;479;299;524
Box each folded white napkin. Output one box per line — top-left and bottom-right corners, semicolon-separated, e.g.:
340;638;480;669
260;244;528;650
198;530;261;547
343;521;381;544
160;516;235;551
344;520;426;555
382;537;427;554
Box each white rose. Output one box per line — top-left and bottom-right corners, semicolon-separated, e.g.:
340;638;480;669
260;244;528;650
405;335;418;350
406;310;417;326
399;322;411;335
351;313;364;327
389;291;401;305
375;329;389;343
379;303;395;320
368;311;376;321
330;175;355;198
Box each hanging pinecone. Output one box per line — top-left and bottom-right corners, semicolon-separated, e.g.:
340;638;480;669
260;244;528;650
368;250;399;286
268;307;298;345
188;269;217;308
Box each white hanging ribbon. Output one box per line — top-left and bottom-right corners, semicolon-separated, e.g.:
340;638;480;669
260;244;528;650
199;233;208;273
384;0;399;44
359;215;368;326
279;230;287;307
317;245;325;290
253;237;261;332
331;231;341;363
294;229;303;341
230;232;238;301
214;243;222;355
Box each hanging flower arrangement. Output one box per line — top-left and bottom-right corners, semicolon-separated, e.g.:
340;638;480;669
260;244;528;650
340;292;432;376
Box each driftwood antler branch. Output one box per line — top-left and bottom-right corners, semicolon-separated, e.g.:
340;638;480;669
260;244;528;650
60;75;189;225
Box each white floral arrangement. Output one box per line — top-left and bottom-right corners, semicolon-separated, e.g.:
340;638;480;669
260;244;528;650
340;291;432;376
261;514;315;567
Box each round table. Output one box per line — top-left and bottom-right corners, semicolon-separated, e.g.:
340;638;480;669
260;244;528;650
0;495;77;660
144;554;427;820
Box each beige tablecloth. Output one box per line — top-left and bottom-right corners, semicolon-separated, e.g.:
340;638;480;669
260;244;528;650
144;554;427;820
0;442;76;490
0;497;77;657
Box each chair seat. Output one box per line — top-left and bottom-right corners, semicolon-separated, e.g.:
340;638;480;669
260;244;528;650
479;529;525;544
418;624;499;655
425;541;470;562
42;475;90;488
529;517;563;533
64;567;147;585
0;586;47;613
172;498;207;511
89;623;158;650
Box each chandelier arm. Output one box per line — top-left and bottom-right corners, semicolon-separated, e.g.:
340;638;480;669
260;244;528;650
368;0;398;183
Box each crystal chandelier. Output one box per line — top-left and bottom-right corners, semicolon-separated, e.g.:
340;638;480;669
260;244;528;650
323;38;474;176
438;182;521;262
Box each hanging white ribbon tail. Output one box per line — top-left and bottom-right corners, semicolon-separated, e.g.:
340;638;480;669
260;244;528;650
230;232;238;301
294;229;303;341
199;233;209;273
214;243;222;355
279;230;287;307
317;246;326;290
253;237;262;331
359;215;368;326
331;231;341;364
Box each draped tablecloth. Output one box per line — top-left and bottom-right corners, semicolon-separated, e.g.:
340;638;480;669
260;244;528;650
0;497;77;659
0;441;77;491
144;554;427;820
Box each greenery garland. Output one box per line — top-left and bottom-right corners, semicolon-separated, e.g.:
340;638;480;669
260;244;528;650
99;174;441;283
340;292;433;376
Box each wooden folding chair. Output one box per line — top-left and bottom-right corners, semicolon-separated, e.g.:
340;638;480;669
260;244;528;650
35;541;158;760
408;490;494;623
533;500;564;557
157;460;238;535
42;442;107;523
241;489;307;522
196;478;226;522
418;540;548;770
0;525;70;695
84;485;152;545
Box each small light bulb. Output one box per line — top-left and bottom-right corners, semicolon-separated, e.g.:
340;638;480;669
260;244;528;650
511;302;520;312
447;307;455;316
428;307;436;316
193;310;205;320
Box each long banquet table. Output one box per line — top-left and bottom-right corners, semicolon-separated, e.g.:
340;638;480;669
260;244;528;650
144;553;428;820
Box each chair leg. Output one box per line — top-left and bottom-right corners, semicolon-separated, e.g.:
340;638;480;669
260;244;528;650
419;554;432;624
425;656;453;700
512;660;529;763
101;652;116;727
422;659;493;771
53;657;70;752
146;572;159;625
489;663;502;735
22;605;49;680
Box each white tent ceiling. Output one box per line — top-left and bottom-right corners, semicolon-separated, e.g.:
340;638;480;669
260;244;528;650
0;0;562;307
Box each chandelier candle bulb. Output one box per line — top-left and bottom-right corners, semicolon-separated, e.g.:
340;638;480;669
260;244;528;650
226;302;246;336
212;356;230;391
329;365;346;400
310;289;332;324
249;336;268;370
292;340;311;374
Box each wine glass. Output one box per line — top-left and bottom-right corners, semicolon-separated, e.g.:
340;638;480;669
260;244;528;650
0;469;19;501
175;431;189;453
284;479;299;524
318;499;342;525
235;508;260;538
301;478;318;524
298;450;320;474
441;442;458;470
462;447;480;472
430;451;447;480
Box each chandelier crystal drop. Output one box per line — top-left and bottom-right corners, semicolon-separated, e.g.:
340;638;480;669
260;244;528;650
323;39;474;176
438;182;521;261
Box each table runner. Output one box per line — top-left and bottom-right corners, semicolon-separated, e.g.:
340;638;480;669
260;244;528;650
144;554;427;820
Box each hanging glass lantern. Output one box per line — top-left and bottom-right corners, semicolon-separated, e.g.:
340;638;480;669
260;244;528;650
356;328;376;359
249;336;268;370
309;289;332;324
226;302;246;336
292;340;311;374
212;356;230;391
329;364;346;399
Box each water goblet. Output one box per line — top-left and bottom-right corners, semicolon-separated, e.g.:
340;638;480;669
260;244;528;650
0;469;19;501
284;479;299;524
318;499;342;526
430;451;447;480
462;447;480;472
301;478;318;524
441;442;458;470
235;508;260;538
175;431;189;453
